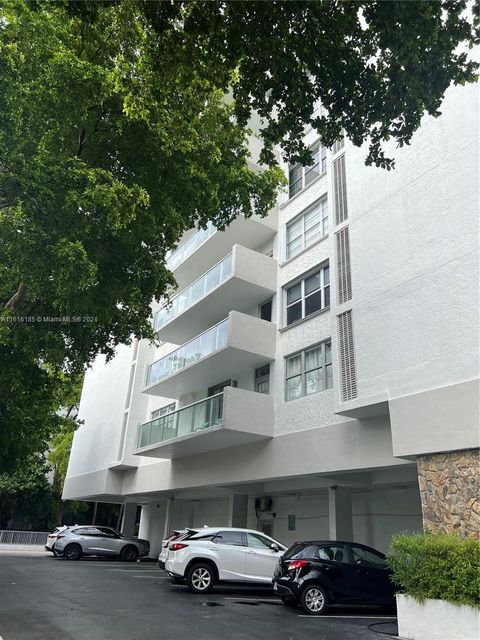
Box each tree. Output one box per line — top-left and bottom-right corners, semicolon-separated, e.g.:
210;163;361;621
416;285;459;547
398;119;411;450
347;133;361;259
48;373;87;523
0;453;56;530
0;0;477;470
139;0;479;168
0;0;283;469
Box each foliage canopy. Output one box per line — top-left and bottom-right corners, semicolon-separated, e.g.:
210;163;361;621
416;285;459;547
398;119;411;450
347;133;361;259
387;532;480;608
0;0;477;470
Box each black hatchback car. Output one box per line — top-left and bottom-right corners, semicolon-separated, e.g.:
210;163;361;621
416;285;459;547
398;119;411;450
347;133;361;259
272;540;396;615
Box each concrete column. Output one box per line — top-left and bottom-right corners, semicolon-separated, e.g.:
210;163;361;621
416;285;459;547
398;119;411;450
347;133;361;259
228;494;248;528
121;503;137;537
163;498;174;539
138;502;167;557
328;486;353;541
138;504;151;541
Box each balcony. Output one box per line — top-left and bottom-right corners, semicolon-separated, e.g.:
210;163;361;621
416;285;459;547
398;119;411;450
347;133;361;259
135;386;274;458
155;245;277;343
145;311;276;398
166;211;278;290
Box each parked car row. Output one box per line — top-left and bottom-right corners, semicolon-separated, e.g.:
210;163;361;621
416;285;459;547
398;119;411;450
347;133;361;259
161;526;396;615
46;523;395;615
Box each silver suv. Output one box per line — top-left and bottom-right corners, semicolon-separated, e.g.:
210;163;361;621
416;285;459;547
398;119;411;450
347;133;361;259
165;527;286;593
53;526;150;561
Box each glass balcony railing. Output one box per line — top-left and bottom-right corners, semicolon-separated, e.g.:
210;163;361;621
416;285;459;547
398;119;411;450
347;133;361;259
154;253;232;331
137;393;224;448
166;222;217;271
146;318;228;386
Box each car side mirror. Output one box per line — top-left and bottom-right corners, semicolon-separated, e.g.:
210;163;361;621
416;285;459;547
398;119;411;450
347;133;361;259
270;543;279;552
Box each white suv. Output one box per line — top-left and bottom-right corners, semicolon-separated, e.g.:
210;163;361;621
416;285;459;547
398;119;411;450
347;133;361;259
165;527;286;593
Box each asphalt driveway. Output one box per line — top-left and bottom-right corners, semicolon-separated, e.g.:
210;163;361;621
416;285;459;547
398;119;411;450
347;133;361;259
0;548;398;640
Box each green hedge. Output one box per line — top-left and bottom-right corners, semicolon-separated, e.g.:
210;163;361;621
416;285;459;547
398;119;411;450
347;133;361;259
387;532;480;608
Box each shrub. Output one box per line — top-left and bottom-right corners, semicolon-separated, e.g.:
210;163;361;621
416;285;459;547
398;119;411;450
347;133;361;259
387;532;480;608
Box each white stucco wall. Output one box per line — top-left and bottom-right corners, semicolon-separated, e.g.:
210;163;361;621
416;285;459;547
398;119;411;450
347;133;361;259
343;81;479;405
66;345;133;476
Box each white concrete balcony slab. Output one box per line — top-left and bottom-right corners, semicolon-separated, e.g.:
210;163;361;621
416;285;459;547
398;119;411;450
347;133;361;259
135;386;274;459
144;311;276;398
166;211;278;290
155;245;277;343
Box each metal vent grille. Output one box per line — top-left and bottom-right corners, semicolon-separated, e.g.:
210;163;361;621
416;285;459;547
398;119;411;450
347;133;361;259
335;226;352;304
332;136;344;155
337;310;357;401
333;154;348;225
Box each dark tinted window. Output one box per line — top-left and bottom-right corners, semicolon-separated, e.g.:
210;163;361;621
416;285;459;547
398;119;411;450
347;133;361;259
283;543;318;560
260;300;272;322
349;545;388;568
317;544;346;562
213;531;245;547
188;533;216;541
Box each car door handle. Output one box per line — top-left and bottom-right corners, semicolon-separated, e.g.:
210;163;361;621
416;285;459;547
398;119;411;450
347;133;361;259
246;551;256;555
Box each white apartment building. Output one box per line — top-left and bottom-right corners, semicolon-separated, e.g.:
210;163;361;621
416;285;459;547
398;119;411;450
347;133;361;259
63;82;479;556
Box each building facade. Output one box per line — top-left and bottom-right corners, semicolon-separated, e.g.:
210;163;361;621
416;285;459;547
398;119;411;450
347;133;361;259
63;82;479;556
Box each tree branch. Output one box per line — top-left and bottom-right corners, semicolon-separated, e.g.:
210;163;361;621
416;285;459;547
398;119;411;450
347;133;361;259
5;282;27;310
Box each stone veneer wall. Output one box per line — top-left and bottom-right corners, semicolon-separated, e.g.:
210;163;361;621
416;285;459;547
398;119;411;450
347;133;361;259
417;448;479;539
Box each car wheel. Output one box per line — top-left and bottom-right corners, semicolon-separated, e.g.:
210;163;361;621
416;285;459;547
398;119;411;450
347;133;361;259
63;543;82;561
300;584;328;615
120;545;139;562
280;596;298;608
52;546;63;558
186;563;215;594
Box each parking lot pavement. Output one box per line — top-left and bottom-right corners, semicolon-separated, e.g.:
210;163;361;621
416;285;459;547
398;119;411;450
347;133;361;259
0;549;398;640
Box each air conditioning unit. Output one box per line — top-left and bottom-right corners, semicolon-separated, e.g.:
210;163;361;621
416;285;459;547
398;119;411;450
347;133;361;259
255;496;273;512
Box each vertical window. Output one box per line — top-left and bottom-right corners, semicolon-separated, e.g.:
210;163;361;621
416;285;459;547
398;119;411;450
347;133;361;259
286;198;328;260
288;141;327;198
260;299;272;322
285;264;330;326
285;340;332;401
255;364;270;394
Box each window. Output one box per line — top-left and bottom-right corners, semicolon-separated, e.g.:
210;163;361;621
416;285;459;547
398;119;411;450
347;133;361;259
260;299;272;322
213;531;245;546
283;543;318;560
349;545;388;568
246;533;273;550
285;264;330;326
317;544;346;562
286;198;328;260
151;403;176;421
255;364;270;394
97;527;119;538
285;340;332;401
208;380;231;396
81;528;104;537
288;141;327;198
